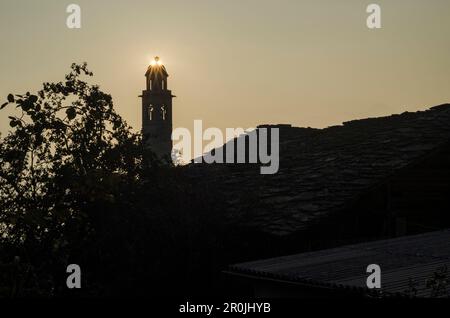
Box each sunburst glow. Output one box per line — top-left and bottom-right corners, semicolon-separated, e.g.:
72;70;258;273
150;56;162;66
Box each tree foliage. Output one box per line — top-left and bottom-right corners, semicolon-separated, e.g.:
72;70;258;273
0;63;145;245
0;63;255;298
0;63;188;296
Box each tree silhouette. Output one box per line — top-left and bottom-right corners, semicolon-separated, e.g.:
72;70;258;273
1;63;146;244
0;63;256;298
0;63;174;296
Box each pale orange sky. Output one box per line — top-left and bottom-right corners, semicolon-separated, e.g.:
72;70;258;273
1;0;449;137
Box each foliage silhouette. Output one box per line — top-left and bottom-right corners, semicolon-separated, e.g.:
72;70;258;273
0;63;228;297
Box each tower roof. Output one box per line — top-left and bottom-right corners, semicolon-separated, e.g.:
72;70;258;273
145;56;169;78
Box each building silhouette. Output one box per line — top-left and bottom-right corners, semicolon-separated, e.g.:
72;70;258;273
141;57;174;160
187;103;450;238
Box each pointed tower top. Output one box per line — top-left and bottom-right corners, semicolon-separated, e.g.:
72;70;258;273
145;56;169;91
150;56;163;67
147;56;168;75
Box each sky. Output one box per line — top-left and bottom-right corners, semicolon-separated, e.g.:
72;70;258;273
0;0;449;138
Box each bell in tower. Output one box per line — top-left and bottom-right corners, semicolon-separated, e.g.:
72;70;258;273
141;56;174;161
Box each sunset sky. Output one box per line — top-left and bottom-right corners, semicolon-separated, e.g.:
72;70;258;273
1;0;449;137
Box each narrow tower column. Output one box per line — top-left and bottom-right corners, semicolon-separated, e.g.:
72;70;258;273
141;57;174;160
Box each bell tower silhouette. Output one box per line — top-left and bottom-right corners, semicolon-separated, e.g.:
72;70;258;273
141;57;174;160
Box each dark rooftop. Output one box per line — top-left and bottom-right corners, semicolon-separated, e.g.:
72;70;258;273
186;104;450;235
227;229;450;298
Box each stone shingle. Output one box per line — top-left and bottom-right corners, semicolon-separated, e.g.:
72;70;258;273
185;104;450;235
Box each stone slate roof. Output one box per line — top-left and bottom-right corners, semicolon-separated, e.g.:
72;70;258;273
227;229;450;298
185;104;450;236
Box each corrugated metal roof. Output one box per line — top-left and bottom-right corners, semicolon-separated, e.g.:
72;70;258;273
228;229;450;298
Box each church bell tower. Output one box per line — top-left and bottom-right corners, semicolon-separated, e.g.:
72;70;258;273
141;57;174;160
